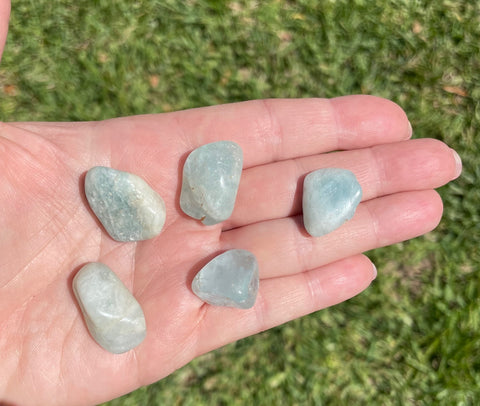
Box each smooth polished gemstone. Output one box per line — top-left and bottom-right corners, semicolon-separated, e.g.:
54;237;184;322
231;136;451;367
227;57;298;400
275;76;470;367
192;249;259;309
180;141;243;225
85;166;166;241
303;168;362;237
73;262;146;354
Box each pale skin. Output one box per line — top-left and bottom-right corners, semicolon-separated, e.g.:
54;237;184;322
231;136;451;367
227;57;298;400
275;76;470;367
0;2;462;405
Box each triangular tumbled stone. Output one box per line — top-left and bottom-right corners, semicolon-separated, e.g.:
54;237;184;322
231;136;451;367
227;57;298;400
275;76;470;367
85;166;166;242
180;141;243;225
192;249;259;309
73;262;146;354
303;168;362;237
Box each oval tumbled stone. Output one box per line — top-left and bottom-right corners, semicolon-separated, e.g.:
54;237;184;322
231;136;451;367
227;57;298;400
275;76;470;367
85;166;166;241
73;262;146;354
303;168;362;237
192;249;259;309
180;141;243;225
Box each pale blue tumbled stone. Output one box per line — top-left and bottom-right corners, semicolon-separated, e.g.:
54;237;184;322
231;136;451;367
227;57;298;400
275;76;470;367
192;249;259;309
180;141;243;225
85;166;166;242
73;262;146;354
303;168;362;237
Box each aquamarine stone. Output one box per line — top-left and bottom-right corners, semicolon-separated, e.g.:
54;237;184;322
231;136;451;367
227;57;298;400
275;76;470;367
73;262;146;354
85;166;166;242
180;141;243;225
303;168;362;237
192;249;259;309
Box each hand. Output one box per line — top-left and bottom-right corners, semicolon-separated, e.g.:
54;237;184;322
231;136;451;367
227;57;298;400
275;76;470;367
0;3;461;405
0;0;8;63
0;96;460;406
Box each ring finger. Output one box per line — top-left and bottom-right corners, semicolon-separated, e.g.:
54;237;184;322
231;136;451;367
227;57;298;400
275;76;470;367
221;190;443;279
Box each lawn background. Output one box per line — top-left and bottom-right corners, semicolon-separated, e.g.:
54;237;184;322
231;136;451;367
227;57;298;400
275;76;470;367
1;0;479;404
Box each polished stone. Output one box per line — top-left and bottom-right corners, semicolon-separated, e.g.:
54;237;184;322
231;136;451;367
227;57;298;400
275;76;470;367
303;168;362;237
85;166;166;241
73;262;146;354
180;141;243;225
192;249;259;309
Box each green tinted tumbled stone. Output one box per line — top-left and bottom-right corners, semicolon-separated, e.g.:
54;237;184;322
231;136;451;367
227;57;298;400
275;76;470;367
303;168;362;237
85;166;166;241
192;249;259;309
180;141;243;225
73;262;146;354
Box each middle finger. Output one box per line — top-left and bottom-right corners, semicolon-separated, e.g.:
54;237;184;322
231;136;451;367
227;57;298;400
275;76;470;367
224;138;457;230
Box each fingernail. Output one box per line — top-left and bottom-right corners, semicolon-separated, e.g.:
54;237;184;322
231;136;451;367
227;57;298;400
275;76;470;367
451;149;462;178
371;263;377;280
407;120;413;138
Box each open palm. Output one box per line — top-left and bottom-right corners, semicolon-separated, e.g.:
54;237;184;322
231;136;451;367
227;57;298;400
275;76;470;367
0;4;460;404
0;97;460;406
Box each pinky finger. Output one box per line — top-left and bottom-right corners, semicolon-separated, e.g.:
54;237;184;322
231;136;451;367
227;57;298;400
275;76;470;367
197;254;376;354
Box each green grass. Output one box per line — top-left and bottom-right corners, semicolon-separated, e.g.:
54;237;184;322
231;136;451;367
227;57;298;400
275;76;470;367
1;0;479;404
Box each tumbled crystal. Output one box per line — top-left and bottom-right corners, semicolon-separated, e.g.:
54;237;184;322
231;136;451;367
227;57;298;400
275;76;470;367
85;166;166;241
180;141;243;225
192;249;259;309
303;168;362;237
73;262;146;354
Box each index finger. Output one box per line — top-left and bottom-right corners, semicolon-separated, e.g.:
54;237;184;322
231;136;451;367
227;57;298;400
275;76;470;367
170;95;412;168
9;96;412;170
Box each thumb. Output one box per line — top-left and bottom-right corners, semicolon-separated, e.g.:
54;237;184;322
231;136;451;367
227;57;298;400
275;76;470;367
0;0;11;63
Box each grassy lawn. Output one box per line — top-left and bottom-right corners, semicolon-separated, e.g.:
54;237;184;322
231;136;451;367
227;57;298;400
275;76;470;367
1;0;479;404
